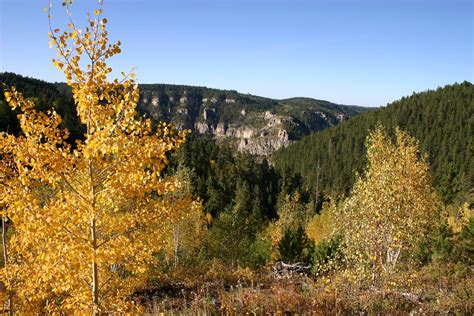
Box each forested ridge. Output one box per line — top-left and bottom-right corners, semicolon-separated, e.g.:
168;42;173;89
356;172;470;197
1;72;369;156
4;71;470;202
2;75;474;313
0;2;472;312
274;81;474;204
0;72;84;141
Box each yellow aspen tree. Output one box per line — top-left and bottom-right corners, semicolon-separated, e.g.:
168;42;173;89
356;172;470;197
448;202;473;234
161;165;206;268
0;150;19;315
0;1;199;313
338;126;439;283
305;200;337;245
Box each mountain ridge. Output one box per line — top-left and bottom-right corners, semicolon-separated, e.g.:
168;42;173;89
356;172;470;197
1;72;369;155
273;81;473;203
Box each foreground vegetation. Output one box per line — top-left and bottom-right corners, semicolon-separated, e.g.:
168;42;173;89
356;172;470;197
146;128;472;315
136;263;472;314
0;1;472;314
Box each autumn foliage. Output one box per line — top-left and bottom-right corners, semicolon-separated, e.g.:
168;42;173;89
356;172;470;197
0;1;200;313
337;126;440;282
0;1;471;315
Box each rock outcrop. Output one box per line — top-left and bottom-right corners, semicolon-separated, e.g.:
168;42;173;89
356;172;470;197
136;84;368;155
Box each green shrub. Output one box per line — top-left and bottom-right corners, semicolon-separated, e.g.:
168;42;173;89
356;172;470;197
277;226;314;265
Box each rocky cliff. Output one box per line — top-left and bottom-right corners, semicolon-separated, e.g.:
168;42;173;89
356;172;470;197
0;72;368;156
137;84;369;155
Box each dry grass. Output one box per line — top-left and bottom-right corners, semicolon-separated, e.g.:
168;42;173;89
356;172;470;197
137;260;473;315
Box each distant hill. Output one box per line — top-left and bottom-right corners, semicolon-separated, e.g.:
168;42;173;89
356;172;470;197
0;72;84;141
1;72;369;154
273;81;474;203
131;84;369;155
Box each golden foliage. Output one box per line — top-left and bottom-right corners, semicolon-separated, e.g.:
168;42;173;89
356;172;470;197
337;126;440;281
305;200;337;245
269;193;309;247
159;166;206;267
448;202;473;234
0;1;197;313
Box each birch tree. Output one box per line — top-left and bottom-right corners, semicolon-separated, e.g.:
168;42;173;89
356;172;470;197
338;126;439;283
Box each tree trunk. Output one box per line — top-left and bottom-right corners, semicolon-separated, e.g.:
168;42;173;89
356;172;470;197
314;159;321;214
173;224;180;268
91;217;99;315
2;214;13;316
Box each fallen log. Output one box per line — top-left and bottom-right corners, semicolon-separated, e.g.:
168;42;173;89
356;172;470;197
272;261;311;278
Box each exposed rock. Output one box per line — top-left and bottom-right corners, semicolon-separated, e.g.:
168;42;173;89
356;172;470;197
238;135;293;156
177;108;188;115
236;126;292;155
192;120;291;154
277;129;288;139
202;108;216;121
264;111;274;120
214;123;227;136
267;116;283;127
226;127;255;139
195;122;209;134
174;122;188;130
241;128;254;139
316;111;327;120
336;113;347;121
136;85;367;156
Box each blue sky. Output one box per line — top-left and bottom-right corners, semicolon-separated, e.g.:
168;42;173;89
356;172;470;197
0;0;472;107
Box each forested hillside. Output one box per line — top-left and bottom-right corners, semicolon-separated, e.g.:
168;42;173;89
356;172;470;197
274;82;474;203
1;14;472;314
0;72;84;141
1;72;369;155
135;84;368;143
2;0;473;313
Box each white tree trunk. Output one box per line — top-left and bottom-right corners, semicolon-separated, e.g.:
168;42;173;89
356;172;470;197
2;214;13;316
91;217;99;315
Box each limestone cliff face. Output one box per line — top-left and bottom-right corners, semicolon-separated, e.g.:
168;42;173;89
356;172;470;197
137;84;367;155
192;111;297;155
238;133;293;156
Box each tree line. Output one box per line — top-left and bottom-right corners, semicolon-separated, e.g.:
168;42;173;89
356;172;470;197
1;1;472;313
274;81;473;205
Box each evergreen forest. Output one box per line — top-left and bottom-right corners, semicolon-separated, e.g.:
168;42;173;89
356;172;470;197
0;2;472;314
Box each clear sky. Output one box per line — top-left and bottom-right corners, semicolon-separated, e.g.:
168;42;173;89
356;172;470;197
0;0;472;107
